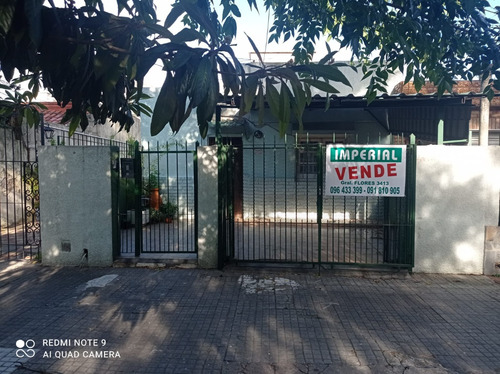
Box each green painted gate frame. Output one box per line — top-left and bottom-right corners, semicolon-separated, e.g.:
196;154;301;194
217;140;417;270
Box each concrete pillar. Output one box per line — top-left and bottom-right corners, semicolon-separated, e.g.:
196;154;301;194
479;76;490;146
39;146;114;266
414;146;500;274
484;226;500;275
197;145;218;268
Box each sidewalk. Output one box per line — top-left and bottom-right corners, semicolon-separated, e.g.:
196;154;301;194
0;261;499;374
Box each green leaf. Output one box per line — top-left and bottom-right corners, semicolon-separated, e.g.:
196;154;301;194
256;83;265;125
32;102;47;110
375;68;389;80
318;50;337;65
137;43;182;80
150;72;177;136
245;33;265;67
291;64;351;87
24;107;35;126
274;68;301;86
171;95;191;133
218;44;245;76
246;0;258;10
362;70;373;80
366;90;377;105
404;63;414;84
79;112;89;132
164;4;185;28
304;83;312;105
171;28;208;45
230;4;241;17
0;3;15;34
25;0;44;47
143;23;175;40
222;16;237;39
289;79;306;129
2;63;15;82
301;78;340;93
265;78;280;119
485;85;495;101
243;75;259;113
190;56;213;107
278;84;291;137
413;72;424;92
222;3;230;20
179;0;219;44
217;55;240;97
69;115;81;137
196;74;218;138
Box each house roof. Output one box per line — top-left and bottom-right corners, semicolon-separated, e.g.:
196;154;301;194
308;95;472;142
392;80;500;107
219;93;473;143
40;102;71;124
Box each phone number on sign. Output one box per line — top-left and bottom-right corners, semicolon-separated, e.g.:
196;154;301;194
329;186;401;195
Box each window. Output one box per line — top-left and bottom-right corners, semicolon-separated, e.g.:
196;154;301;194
297;143;319;175
295;134;349;177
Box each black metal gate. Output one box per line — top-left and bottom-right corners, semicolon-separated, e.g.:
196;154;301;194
220;137;416;270
0;124;41;261
118;141;198;256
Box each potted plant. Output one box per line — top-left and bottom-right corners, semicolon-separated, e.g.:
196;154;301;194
161;200;178;223
149;201;178;224
144;171;162;210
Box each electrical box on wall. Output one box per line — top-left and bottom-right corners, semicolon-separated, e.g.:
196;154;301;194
61;240;71;252
121;158;134;178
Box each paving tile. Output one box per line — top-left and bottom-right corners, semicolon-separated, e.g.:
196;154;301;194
0;263;499;373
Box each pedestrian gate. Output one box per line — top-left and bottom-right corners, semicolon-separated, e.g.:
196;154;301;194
218;140;416;269
118;142;198;256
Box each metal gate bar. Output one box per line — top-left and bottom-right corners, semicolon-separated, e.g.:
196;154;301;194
0;124;40;261
223;136;416;269
119;141;198;256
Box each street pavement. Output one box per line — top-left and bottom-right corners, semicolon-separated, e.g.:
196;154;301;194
0;260;499;374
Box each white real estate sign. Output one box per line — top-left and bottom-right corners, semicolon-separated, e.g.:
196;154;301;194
325;145;407;197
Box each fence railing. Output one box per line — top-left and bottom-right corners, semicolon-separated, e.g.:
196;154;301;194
0;123;40;260
221;134;416;269
54;128;134;158
119;141;199;255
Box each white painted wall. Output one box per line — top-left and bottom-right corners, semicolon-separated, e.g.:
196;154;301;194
39;146;114;266
414;146;500;274
196;146;218;268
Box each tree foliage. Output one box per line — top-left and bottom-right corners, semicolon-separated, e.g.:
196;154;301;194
264;0;500;101
0;0;499;137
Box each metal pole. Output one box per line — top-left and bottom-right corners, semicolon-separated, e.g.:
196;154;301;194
479;74;491;146
40;114;45;146
316;144;324;274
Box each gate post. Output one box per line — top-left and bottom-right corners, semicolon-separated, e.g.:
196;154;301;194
111;147;120;259
133;141;142;257
317;144;324;270
39;146;114;266
197;145;219;268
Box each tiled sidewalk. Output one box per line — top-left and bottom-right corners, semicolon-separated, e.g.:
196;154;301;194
0;261;499;373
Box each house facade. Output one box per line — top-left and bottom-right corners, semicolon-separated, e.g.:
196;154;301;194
393;80;500;145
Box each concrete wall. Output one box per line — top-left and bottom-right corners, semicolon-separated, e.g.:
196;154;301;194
196;146;218;268
39;146;114;266
415;146;500;274
484;226;500;275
